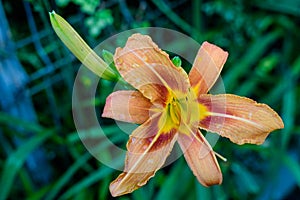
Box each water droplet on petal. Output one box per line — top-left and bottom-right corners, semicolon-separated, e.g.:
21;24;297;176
248;112;253;119
147;159;154;164
142;56;148;62
131;137;136;144
147;137;153;143
136;78;141;84
142;144;148;150
119;114;125;120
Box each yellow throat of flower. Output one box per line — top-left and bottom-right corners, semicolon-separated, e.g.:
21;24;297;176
158;90;208;135
168;97;181;126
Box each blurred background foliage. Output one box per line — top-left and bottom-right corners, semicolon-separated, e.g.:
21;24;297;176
0;0;299;199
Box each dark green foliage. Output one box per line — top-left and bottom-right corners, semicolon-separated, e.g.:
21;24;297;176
1;0;300;199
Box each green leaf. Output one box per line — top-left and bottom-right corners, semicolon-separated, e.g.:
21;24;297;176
151;0;201;40
102;49;114;65
19;169;34;195
232;163;259;195
281;81;295;148
256;0;300;17
55;0;71;7
155;158;189;200
0;112;46;133
132;187;149;200
45;153;91;200
102;49;118;72
262;55;300;104
0;130;53;200
256;53;280;75
28;185;52;200
196;181;211;200
59;160;122;199
223;30;282;92
98;171;111;200
85;9;114;37
282;153;300;187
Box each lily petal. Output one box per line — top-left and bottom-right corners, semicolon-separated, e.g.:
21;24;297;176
114;33;189;104
198;94;284;145
110;114;178;197
102;90;152;124
178;129;222;186
189;42;228;95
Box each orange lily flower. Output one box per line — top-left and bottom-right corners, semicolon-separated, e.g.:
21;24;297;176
102;33;284;197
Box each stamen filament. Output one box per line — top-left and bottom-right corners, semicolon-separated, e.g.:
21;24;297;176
214;151;227;162
182;121;227;162
207;111;263;129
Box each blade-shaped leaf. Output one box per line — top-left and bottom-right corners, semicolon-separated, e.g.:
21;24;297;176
0;130;53;200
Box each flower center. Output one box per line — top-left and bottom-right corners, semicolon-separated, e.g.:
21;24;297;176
168;97;181;126
158;90;205;135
